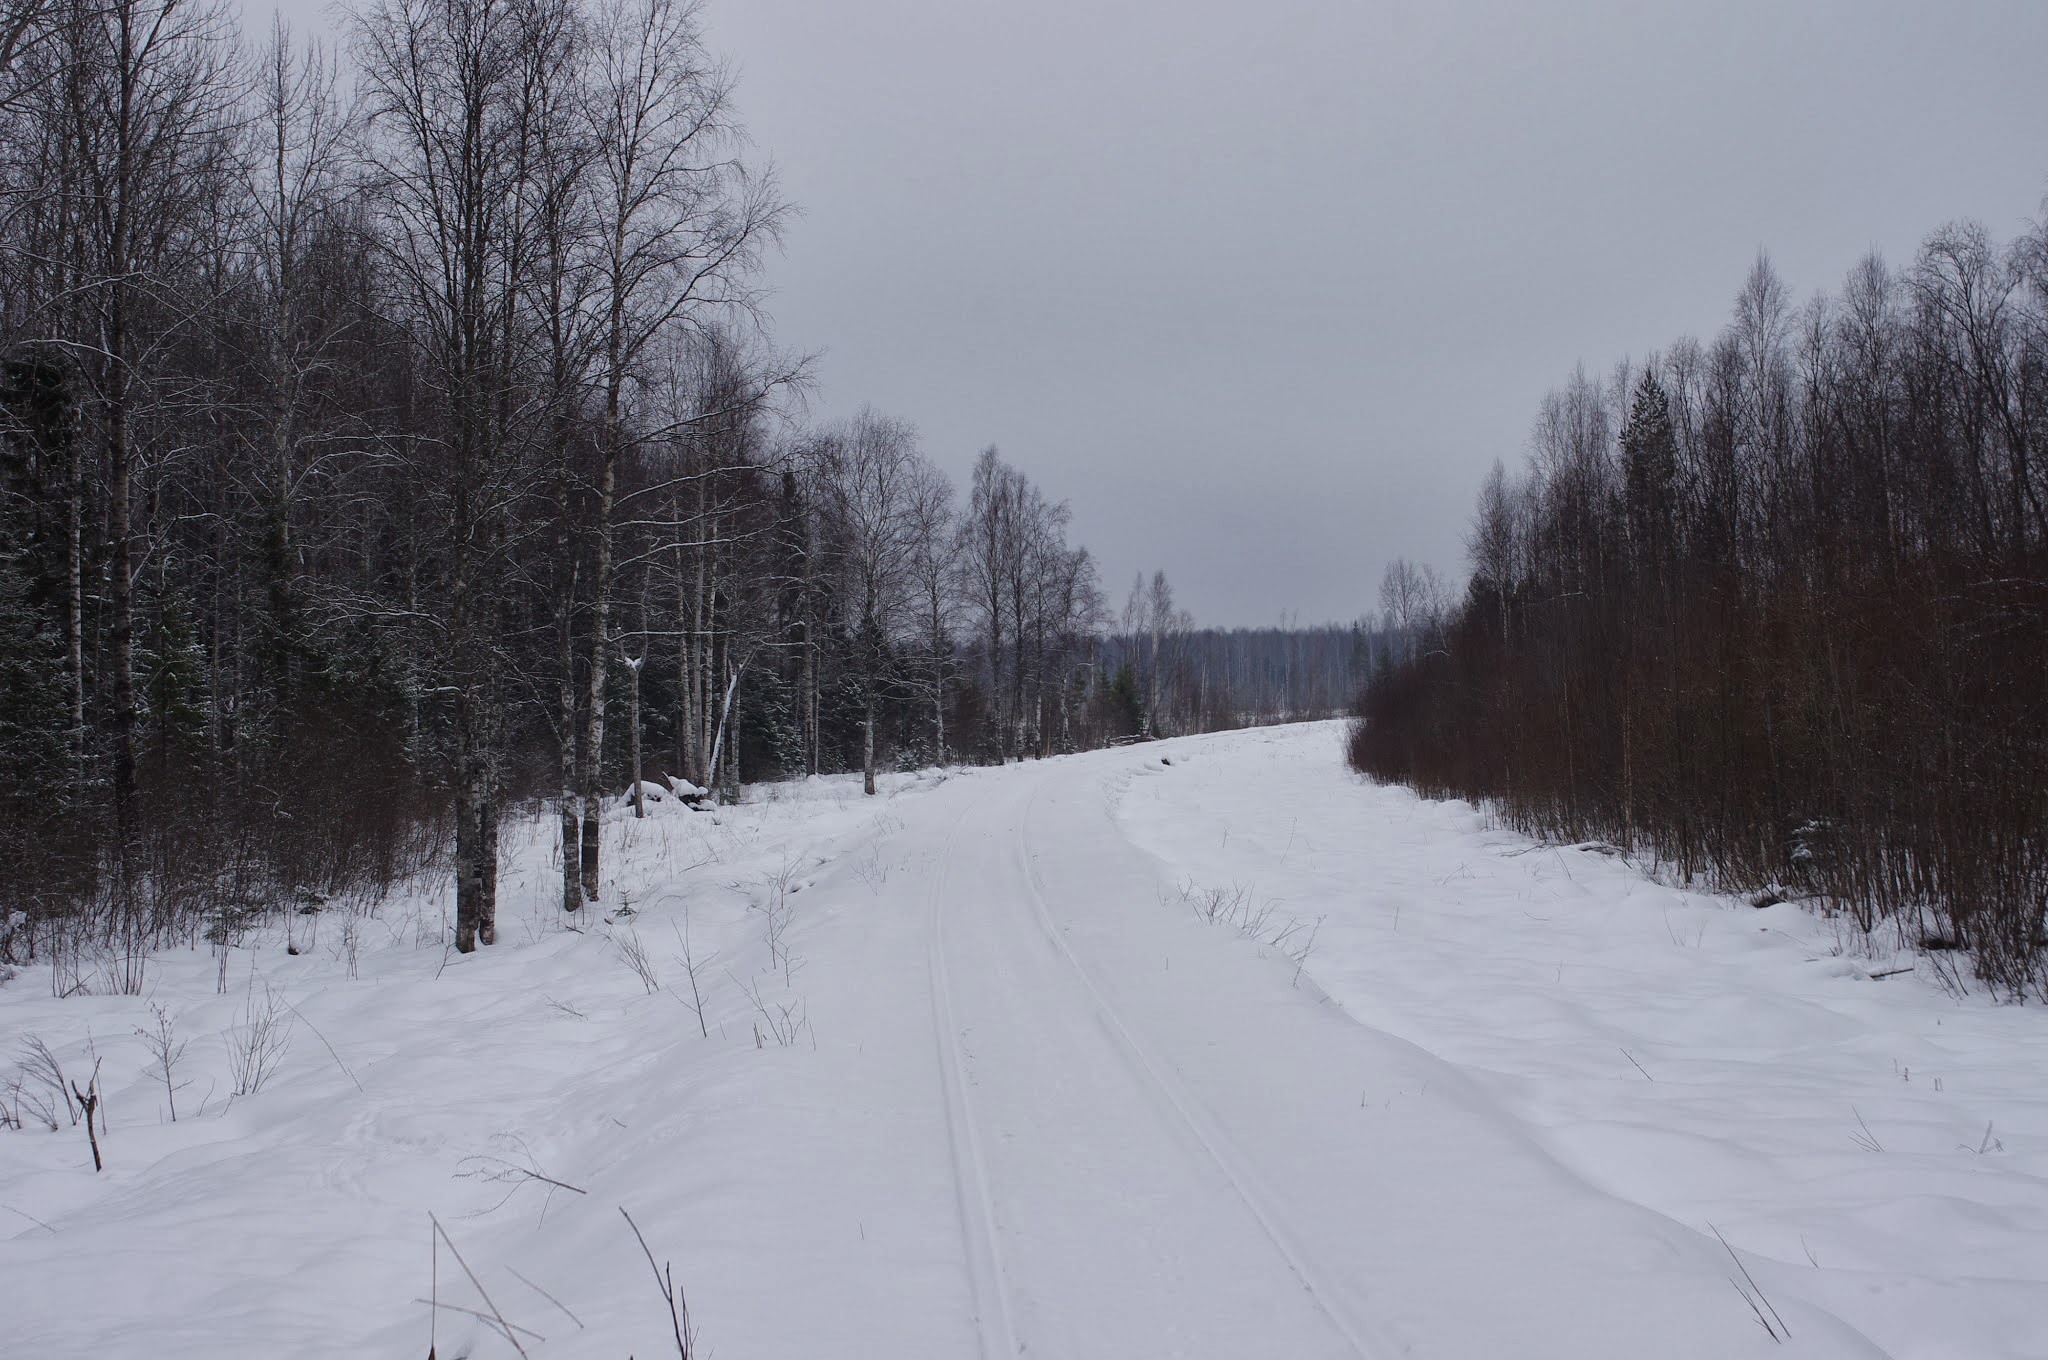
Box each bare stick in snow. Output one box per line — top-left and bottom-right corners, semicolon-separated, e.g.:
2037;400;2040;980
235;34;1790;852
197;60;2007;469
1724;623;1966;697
69;1058;103;1171
507;1265;586;1332
279;998;362;1092
429;1213;531;1359
671;919;716;1038
622;1207;697;1359
1711;1223;1789;1342
413;1297;547;1345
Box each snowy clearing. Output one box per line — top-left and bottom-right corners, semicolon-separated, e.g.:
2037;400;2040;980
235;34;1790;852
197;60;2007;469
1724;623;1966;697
4;722;2043;1358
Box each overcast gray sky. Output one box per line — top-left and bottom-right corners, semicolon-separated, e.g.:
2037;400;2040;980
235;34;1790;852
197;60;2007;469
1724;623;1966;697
291;0;2048;626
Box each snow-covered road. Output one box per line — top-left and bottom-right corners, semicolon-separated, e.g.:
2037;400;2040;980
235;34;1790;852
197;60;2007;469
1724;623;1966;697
5;723;2042;1358
901;749;1866;1358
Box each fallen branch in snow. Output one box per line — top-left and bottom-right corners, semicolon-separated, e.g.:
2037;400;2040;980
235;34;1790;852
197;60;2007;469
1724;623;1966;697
1620;1048;1655;1082
456;1135;588;1223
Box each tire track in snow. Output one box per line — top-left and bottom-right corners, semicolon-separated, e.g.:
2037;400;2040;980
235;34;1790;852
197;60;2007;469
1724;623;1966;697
1009;771;1404;1360
926;798;1025;1359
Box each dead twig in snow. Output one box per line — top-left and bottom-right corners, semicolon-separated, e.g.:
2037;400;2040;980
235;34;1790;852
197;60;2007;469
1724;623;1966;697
429;1212;532;1359
225;982;294;1096
671;919;716;1038
614;926;662;993
135;1003;190;1121
726;968;809;1047
413;1296;546;1346
69;1058;103;1171
456;1135;588;1224
1711;1222;1789;1342
507;1265;585;1331
19;1035;76;1125
1961;1121;2003;1154
279;998;362;1093
622;1207;697;1359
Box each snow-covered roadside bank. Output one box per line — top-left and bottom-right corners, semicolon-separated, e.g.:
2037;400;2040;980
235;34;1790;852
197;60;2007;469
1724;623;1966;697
1120;721;2048;1360
0;768;966;1358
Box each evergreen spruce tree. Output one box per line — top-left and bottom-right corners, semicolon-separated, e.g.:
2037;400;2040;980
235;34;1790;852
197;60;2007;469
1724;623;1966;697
1619;370;1680;571
1107;662;1144;739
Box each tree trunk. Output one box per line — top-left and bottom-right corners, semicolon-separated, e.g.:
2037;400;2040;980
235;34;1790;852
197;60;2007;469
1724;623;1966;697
930;593;945;764
673;496;694;784
558;561;581;914
577;442;617;902
1147;611;1160;736
627;656;644;818
107;313;137;860
479;782;499;947
453;729;489;953
987;610;1003;760
65;433;85;797
863;703;876;796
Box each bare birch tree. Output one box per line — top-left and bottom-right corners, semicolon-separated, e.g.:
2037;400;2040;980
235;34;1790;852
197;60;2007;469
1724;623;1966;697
572;0;782;900
352;0;565;950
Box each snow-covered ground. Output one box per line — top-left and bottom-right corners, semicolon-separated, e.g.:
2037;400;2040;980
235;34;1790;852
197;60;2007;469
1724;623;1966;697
3;721;2043;1358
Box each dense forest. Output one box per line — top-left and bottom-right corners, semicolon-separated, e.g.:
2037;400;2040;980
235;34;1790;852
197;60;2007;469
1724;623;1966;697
1353;230;2048;996
0;0;1349;969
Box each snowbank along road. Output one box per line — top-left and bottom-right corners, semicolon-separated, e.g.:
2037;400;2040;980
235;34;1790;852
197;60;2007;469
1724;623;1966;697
4;722;2042;1358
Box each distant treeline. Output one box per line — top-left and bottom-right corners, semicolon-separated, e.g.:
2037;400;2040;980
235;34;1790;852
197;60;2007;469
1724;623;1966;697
1353;227;2048;996
1100;618;1371;736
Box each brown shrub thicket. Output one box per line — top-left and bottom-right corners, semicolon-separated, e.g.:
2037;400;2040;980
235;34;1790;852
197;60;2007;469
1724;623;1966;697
1354;235;2048;996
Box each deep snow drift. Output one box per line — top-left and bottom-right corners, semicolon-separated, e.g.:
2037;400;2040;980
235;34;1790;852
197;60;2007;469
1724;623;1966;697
3;722;2042;1358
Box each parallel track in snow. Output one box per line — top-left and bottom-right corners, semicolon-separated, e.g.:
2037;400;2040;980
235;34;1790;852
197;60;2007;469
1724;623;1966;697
926;800;1025;1359
1008;773;1400;1360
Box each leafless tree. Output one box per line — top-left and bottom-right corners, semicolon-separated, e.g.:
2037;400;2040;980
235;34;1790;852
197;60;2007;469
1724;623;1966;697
815;409;921;795
902;455;959;762
48;0;241;855
961;445;1022;757
351;0;564;950
573;0;783;900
